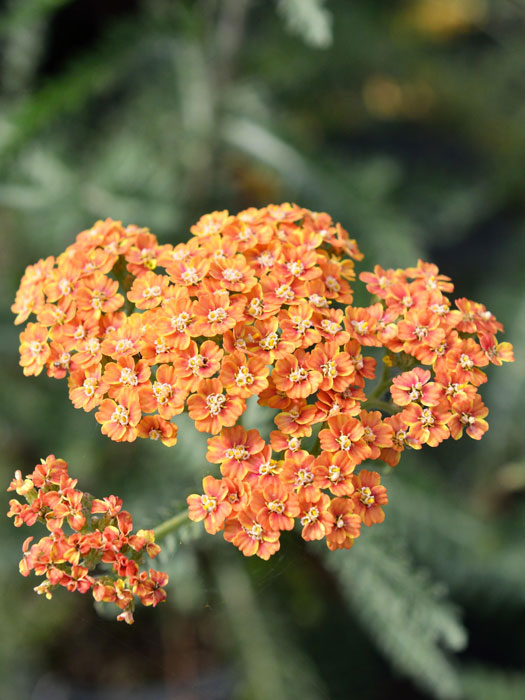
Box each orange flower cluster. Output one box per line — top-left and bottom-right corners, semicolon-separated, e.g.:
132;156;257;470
7;455;168;624
11;204;514;562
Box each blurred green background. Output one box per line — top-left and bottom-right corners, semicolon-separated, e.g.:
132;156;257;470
1;0;524;698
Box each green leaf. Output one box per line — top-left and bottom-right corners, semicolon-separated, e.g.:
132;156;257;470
214;555;327;700
326;535;467;699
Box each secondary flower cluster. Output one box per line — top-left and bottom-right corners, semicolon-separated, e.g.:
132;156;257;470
7;455;168;624
11;203;514;562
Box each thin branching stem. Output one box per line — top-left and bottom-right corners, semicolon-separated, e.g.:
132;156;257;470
153;509;190;541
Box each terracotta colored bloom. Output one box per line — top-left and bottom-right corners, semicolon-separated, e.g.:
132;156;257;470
446;338;488;386
359;265;396;297
351;470;388;526
397;309;445;356
166;257;210;290
381;412;422;466
224;509;281;560
192;291;246;337
281;451;322;500
187;476;232;534
406;260;454;294
252;317;295;364
154;289;195;350
251;482;299;531
270;431;303;455
209;254;258;292
246;445;283;490
316;308;350;345
314;452;355;496
319;415;371;464
326;498;361;551
223;477;251;512
136;416;178;446
307;342;355;393
359;410;394;459
19;323;50;376
187;378;245;434
449;395;489;440
298;492;334;541
172;340;223;392
134;569;169;607
479;334;514;366
75;273;124;317
385;282;428;317
95;388;142;442
259;270;304;308
100;315;143;359
345;304;383;346
125;231;166;275
206;426;265;479
272;350;322;400
139;365;186;420
390;367;443;407
274;400;319;437
404;400;452;447
279;300;321;349
345;340;377;387
220;350;270;398
103;357;151;400
68;366;106;411
127;271;169;310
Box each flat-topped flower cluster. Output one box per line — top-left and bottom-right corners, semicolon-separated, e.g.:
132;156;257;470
10;204;514;578
7;455;167;624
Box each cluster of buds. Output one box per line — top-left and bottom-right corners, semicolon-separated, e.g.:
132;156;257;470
7;455;168;623
11;203;513;564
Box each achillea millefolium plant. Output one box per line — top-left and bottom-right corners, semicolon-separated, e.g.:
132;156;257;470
8;203;514;623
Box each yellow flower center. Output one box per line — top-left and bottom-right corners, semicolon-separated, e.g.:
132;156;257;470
286;260;304;276
267;500;285;514
120;367;138;386
235;366;254;387
337;433;352;451
259;332;278;350
208;307;227;323
83;378;97;396
321;360;338;378
300;506;319;526
115;339;133;353
181;267;199;285
328;465;341;482
225;445;250;462
153;381;172;404
288;367;308;383
223;268;243;283
459;353;474;370
352;320;368;335
325;275;340;292
206;393;227;416
111;404;129;426
201;494;217;512
359;486;375;507
172;312;190;332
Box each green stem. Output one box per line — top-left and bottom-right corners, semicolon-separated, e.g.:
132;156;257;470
362;398;399;414
153;509;190;541
369;356;392;400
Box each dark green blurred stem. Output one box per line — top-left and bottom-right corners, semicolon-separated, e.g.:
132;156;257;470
362;355;399;413
153;509;190;541
369;356;391;401
362;398;399;414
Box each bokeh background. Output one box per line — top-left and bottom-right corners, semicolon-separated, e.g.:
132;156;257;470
1;1;524;698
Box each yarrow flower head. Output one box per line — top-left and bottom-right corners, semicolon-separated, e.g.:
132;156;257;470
7;455;167;624
10;204;514;588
